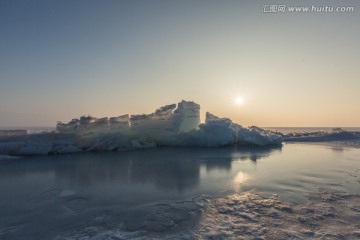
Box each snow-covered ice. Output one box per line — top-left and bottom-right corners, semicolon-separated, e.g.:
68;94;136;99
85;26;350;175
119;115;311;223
0;100;283;157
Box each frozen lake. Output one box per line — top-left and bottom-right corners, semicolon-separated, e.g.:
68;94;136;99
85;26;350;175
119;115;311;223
1;143;360;239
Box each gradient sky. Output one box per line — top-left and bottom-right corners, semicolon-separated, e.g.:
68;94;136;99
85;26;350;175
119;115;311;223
1;0;359;127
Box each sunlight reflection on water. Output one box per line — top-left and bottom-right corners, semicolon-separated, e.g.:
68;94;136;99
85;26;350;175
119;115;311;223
232;171;251;191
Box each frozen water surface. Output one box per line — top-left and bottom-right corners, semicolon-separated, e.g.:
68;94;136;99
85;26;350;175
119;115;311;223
0;143;360;239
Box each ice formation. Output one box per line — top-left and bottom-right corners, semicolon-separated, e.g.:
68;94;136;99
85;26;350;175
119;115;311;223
57;101;200;139
0;100;283;156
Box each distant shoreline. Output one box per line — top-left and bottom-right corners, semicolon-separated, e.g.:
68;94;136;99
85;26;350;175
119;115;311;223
1;127;360;134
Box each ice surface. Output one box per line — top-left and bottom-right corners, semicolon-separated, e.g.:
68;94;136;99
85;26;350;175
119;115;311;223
17;142;53;155
0;142;25;154
277;127;360;144
50;190;360;240
285;131;360;142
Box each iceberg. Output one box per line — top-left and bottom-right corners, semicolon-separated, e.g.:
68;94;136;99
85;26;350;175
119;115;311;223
0;100;283;156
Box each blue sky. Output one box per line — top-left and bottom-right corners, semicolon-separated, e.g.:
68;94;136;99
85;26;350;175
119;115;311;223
1;0;359;127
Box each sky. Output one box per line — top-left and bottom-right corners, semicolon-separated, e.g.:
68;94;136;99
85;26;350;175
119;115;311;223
1;0;359;127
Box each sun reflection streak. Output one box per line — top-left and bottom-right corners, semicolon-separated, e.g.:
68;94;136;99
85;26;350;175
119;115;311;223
232;171;250;191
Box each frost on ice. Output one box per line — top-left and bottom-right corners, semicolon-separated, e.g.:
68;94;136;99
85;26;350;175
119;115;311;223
0;100;283;156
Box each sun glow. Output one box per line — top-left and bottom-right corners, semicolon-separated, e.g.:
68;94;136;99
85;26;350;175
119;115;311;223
235;97;244;105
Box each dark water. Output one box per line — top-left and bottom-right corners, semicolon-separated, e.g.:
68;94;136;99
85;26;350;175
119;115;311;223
0;143;360;239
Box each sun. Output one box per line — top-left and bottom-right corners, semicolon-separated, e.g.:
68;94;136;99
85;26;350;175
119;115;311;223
235;97;244;105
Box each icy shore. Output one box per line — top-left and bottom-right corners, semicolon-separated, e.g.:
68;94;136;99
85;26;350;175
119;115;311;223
52;189;360;240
